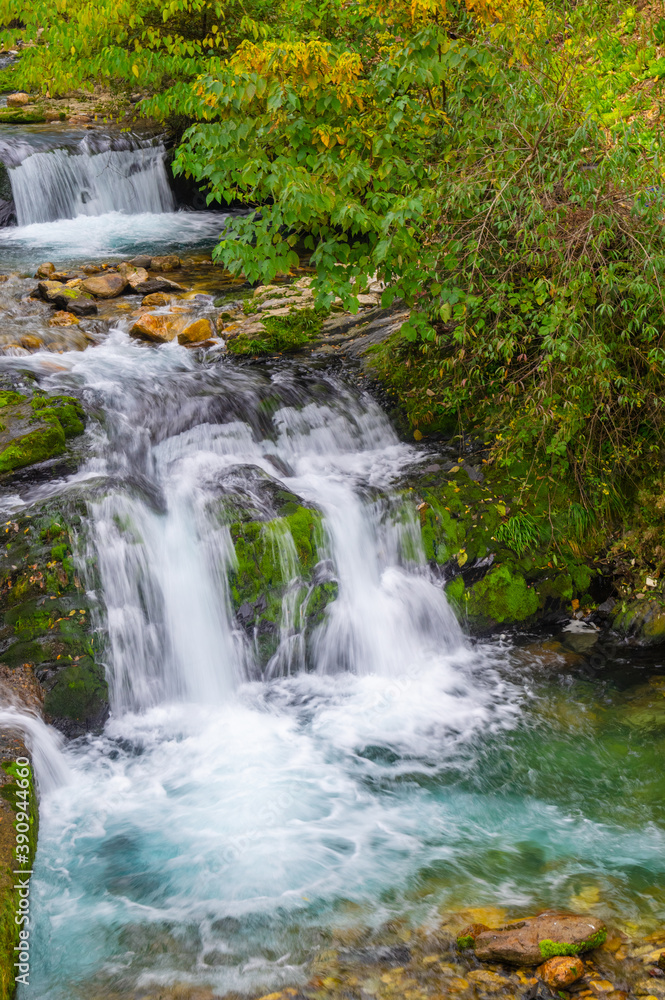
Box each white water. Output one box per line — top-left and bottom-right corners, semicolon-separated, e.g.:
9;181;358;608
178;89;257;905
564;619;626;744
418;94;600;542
9;141;174;226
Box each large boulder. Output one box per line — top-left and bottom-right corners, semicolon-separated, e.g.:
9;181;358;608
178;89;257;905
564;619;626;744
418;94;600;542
38;282;98;316
80;273;128;299
612;599;665;645
472;912;606;966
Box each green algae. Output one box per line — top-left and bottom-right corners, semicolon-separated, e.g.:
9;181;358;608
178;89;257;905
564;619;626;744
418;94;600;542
538;929;607;959
465;564;539;628
0;394;85;474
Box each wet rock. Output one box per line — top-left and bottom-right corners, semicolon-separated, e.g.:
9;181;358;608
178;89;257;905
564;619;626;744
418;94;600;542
457;923;490;948
48;311;80;327
538;956;585;988
150;254;181;271
63;296;98;317
6;92;30;107
37;279;68;302
141;292;172;307
611;599;665;645
80;273;128;299
80;264;102;275
36;262;55;278
19;334;43;350
473;913;607;966
177;317;215;345
467;969;512;992
132;276;186;295
129;254;152;269
129;313;184;343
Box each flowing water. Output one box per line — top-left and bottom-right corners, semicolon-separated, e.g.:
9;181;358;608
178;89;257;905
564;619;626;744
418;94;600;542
0;124;663;1000
0;127;226;269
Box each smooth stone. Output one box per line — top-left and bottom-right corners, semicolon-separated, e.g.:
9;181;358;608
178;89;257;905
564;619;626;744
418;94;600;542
37;280;66;302
132;277;186;295
7;92;30;107
141;292;172;307
177;318;215;344
474;912;606;966
537;956;585;989
149;254;181;271
80;264;102;275
129;255;152;269
80;273;128;299
129;313;183;343
36;262;55;278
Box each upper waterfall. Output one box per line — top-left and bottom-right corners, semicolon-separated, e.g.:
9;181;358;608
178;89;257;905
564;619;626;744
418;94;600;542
2;131;175;226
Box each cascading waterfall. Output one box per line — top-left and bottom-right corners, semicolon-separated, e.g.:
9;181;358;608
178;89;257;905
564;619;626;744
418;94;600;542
8;137;175;225
3;332;664;1000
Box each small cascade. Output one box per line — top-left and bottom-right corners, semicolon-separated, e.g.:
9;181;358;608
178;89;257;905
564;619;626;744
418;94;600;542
4;133;175;226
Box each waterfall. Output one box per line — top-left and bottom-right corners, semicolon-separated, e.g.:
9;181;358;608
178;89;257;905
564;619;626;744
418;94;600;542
12;333;519;1000
5;134;174;226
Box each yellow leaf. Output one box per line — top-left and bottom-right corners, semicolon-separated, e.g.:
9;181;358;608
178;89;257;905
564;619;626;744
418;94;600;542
457;551;468;567
132;64;140;77
413;429;423;441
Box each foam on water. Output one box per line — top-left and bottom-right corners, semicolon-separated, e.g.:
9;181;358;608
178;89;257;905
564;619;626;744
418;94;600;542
0;210;226;271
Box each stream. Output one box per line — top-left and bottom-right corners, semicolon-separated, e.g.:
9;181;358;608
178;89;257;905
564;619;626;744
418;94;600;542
0;124;664;1000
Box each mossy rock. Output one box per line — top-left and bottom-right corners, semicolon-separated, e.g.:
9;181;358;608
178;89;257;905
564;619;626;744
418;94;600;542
229;504;337;667
43;657;108;733
0;393;85;474
0;108;46;124
612;599;665;645
0;497;109;736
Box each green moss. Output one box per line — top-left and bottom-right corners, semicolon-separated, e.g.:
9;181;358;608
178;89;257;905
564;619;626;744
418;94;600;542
43;657;108;725
228;308;323;356
0;392;25;409
457;934;475;948
465;563;539;628
0;421;66;473
538;929;607;959
0;109;46;124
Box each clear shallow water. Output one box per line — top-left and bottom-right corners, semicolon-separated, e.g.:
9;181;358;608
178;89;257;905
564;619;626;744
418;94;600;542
0;210;227;272
0;333;662;1000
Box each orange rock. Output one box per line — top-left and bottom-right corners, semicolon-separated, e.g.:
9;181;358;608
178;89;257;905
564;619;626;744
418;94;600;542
48;311;80;327
129;313;183;343
141;292;172;307
19;335;44;350
538;956;585;989
177;318;215;344
36;262;55;278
